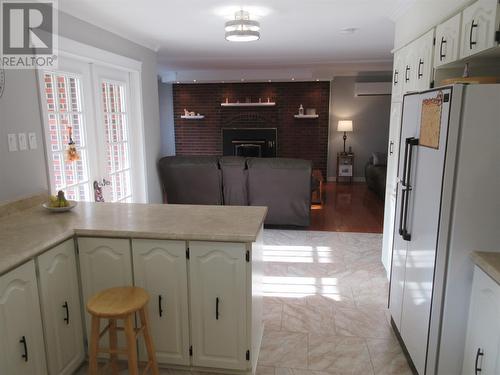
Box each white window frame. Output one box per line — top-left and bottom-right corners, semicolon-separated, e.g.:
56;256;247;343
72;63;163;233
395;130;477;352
36;36;148;203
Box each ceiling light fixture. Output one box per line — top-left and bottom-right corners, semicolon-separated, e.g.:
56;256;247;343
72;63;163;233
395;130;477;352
225;10;260;42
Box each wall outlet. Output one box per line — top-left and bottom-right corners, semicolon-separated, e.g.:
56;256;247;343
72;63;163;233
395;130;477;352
8;134;18;152
28;132;37;150
18;133;27;151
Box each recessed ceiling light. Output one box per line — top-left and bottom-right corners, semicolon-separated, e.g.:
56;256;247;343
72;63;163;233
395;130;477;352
268;79;272;82
340;27;358;34
316;79;320;81
176;81;180;84
193;79;197;83
291;78;295;81
241;78;245;82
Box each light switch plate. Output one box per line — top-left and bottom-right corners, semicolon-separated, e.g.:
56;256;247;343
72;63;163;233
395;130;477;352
28;132;37;150
8;134;18;152
18;133;27;150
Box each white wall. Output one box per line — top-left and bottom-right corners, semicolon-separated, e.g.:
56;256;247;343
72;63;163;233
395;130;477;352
158;82;176;156
0;12;162;203
394;0;473;49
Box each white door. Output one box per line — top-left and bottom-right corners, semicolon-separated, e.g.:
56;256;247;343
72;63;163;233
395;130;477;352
402;44;418;95
435;13;462;67
132;240;190;365
381;102;402;274
77;237;132;353
38;240;84;375
460;0;500;58
400;88;451;375
414;29;435;91
388;93;421;329
38;56;147;203
0;261;47;375
392;49;406;103
462;267;500;375
189;241;248;370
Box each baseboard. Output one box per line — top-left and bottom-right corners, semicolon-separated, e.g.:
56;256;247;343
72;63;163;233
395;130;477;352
327;176;366;182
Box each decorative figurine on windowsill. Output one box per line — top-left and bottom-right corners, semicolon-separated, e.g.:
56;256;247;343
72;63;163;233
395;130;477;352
66;126;80;162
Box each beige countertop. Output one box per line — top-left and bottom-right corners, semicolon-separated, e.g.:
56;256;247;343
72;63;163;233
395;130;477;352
0;202;267;275
471;251;500;285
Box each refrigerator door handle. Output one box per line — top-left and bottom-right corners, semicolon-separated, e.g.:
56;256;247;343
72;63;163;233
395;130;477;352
399;137;419;241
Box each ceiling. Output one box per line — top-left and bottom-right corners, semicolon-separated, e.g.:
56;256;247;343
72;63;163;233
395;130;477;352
59;0;417;81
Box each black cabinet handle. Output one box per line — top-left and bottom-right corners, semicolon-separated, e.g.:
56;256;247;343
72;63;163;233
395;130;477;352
475;348;484;374
216;297;220;320
393;70;399;85
62;301;69;325
470;20;478;49
158;295;163;317
405;66;410;83
389;141;394;155
417;59;424;79
20;336;28;362
439;37;447;61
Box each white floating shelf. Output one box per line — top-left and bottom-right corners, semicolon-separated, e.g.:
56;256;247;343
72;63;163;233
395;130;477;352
180;115;205;119
221;102;276;107
294;114;319;119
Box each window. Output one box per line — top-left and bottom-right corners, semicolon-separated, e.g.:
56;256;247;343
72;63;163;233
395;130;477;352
38;52;146;203
42;72;91;201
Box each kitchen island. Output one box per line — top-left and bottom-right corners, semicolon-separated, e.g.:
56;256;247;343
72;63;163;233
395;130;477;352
0;199;266;375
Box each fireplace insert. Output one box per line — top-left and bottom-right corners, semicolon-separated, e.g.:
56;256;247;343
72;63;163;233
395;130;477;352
222;128;277;157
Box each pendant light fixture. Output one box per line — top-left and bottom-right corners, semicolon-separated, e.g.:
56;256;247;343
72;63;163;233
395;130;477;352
225;10;260;42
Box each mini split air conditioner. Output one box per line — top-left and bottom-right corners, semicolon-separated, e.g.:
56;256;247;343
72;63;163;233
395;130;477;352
354;82;392;97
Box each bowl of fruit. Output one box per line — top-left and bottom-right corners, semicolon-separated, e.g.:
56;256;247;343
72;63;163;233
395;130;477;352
43;191;77;212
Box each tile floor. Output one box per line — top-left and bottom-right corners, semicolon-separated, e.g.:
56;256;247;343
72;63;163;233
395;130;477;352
77;230;412;375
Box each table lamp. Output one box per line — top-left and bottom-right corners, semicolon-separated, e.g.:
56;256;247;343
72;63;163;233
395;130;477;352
337;120;353;154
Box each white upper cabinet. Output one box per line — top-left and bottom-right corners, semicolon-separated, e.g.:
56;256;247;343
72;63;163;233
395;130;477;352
460;0;500;58
189;241;248;370
38;240;84;375
392;49;406;102
132;240;190;366
402;45;418;94
77;237;133;350
414;29;436;91
435;13;462;67
462;266;500;375
0;261;47;375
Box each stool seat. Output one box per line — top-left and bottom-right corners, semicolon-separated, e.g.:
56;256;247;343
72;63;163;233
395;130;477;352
86;287;149;317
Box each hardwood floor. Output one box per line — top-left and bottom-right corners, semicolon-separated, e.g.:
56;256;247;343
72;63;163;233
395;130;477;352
309;182;384;233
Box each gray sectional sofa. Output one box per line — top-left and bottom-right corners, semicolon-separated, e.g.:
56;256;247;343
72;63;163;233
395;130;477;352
158;156;312;227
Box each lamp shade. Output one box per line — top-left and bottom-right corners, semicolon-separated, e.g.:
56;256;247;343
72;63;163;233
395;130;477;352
337;120;353;132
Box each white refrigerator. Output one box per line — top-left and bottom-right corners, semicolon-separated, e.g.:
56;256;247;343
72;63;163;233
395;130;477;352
388;84;500;375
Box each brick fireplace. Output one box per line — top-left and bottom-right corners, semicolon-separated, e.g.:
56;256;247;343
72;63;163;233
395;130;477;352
173;81;330;176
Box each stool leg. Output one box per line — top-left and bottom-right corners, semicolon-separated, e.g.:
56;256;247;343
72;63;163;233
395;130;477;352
88;315;100;375
139;306;159;375
124;314;139;375
109;318;119;375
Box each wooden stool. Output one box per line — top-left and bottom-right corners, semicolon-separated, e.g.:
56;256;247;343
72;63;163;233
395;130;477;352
86;287;159;375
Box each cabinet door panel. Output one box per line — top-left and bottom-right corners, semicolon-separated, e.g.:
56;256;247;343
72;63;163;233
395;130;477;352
132;240;190;365
77;237;132;354
189;241;248;370
392;49;406;102
435;13;462;67
0;261;47;375
462;267;500;375
38;240;84;375
461;0;500;58
415;29;435;91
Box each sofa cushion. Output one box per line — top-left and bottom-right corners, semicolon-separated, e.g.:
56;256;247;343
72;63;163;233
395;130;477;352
372;152;388;166
219;156;248;206
247;158;312;226
158;156;222;205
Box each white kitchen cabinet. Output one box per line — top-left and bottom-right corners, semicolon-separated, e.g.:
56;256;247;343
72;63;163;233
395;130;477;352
77;237;133;353
414;29;436;91
435;13;462;67
38;240;84;375
460;0;500;59
402;45;418;94
0;261;47;375
189;241;249;370
392;49;406;103
462;266;500;375
132;239;190;366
